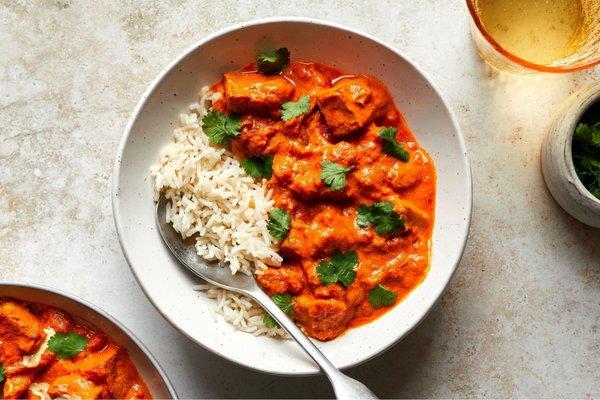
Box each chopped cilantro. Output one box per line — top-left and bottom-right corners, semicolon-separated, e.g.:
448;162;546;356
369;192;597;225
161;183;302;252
263;293;294;329
47;332;88;359
242;156;273;180
320;161;353;191
273;293;294;315
0;363;4;382
316;251;358;286
368;284;398;308
357;202;405;235
201;110;241;145
263;314;279;328
281;95;311;121
379;127;409;162
267;207;291;240
573;122;600;199
257;47;290;75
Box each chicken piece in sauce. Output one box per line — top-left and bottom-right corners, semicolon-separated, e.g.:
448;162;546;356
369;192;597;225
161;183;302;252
316;75;395;137
224;71;294;116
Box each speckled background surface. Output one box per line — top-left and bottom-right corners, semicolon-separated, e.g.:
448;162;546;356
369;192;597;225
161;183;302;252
1;1;599;398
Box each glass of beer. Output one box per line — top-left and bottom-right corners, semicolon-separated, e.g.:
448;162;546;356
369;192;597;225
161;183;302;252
466;0;600;73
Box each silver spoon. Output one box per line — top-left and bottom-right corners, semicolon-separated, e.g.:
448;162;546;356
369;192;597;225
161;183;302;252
156;195;377;399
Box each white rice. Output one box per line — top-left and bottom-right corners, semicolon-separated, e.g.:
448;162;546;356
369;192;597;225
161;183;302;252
150;87;286;337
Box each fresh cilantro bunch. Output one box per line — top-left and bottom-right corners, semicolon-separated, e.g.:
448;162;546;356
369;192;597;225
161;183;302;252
281;95;311;121
573;122;600;199
48;332;88;359
257;47;290;75
357;202;405;235
201;110;241;145
242;156;273;179
316;251;358;286
263;293;294;328
320;161;353;191
379;127;409;162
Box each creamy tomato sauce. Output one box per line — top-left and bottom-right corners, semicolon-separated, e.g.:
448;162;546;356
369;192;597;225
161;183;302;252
211;60;436;340
0;298;151;399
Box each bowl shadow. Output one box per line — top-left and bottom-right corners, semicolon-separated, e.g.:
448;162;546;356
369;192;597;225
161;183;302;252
173;302;444;399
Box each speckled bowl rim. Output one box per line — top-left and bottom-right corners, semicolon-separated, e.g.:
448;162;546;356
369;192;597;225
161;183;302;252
0;281;178;398
563;88;600;207
112;16;473;376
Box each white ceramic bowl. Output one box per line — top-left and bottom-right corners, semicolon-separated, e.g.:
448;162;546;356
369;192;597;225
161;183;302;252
0;282;177;398
112;17;472;375
541;82;600;229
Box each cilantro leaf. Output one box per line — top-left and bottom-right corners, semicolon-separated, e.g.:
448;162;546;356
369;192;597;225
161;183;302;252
242;156;273;179
316;251;358;286
573;122;600;200
356;202;405;235
263;314;279;328
379;127;409;162
0;363;4;383
281;95;311;121
356;205;374;228
263;293;294;329
320;161;353;191
267;207;291;240
257;47;290;75
368;284;398;308
201;110;241;145
47;332;88;359
272;293;294;315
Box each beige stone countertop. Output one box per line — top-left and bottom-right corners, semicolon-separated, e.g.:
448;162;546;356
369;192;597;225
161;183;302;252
1;0;599;398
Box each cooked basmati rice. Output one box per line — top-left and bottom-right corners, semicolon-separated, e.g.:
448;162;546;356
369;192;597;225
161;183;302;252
150;87;286;337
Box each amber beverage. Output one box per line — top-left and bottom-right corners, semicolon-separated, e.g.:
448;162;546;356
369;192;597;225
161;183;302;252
466;0;600;73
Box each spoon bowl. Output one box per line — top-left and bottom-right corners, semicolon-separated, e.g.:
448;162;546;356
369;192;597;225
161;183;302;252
155;195;258;292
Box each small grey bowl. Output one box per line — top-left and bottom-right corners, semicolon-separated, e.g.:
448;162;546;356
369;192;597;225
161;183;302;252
0;282;178;399
541;82;600;229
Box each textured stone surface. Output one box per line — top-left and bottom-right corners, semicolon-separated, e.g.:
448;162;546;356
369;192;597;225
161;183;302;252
1;0;599;398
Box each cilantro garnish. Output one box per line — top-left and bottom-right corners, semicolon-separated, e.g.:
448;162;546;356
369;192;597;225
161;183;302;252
0;363;4;382
47;332;88;359
263;293;294;328
357;202;405;235
320;161;353;191
201;110;241;145
263;313;279;328
368;284;397;308
379;127;409;162
242;156;273;180
316;251;358;286
281;95;311;121
572;122;600;199
267;207;291;240
257;47;290;75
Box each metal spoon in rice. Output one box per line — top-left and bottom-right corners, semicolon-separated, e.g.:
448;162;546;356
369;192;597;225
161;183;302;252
156;195;377;399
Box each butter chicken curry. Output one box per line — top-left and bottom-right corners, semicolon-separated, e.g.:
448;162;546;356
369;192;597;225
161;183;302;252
203;48;436;341
0;298;151;399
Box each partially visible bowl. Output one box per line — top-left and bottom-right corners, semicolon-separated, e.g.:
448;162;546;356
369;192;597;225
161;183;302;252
113;17;472;375
0;282;177;399
541;82;600;229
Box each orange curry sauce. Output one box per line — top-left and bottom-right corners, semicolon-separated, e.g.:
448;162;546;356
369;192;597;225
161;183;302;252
210;60;436;340
0;298;151;399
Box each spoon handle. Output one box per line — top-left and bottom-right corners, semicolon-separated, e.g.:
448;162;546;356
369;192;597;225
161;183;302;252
251;289;378;400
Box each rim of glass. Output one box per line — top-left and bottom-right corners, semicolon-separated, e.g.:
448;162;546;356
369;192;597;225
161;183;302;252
466;0;600;73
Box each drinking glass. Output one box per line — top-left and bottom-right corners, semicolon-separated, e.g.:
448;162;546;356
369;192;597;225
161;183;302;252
466;0;600;73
